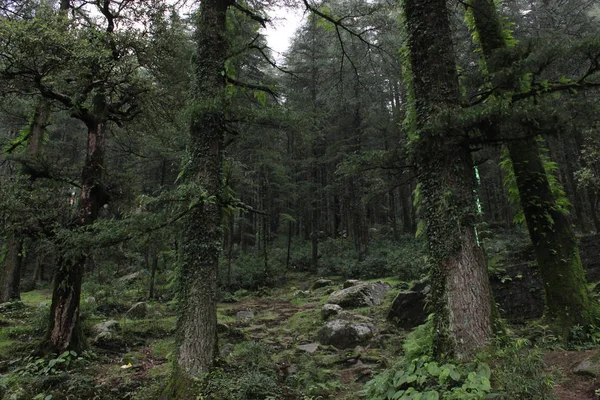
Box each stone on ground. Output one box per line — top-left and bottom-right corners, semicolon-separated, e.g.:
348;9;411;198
322;304;343;320
387;291;427;329
125;302;148;319
318;319;378;349
327;281;391;308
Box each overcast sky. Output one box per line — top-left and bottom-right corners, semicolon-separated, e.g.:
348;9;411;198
262;6;306;58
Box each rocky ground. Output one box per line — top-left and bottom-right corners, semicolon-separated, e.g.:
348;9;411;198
2;269;600;398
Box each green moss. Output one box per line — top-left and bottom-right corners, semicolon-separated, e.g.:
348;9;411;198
20;290;52;307
151;338;175;360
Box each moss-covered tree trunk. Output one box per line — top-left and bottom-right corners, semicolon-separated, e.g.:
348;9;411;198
403;0;494;359
470;0;598;335
171;0;227;393
0;236;23;303
44;114;108;353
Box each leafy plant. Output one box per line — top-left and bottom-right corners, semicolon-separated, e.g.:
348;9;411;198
364;356;493;400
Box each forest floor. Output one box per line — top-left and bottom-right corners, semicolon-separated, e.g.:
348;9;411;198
1;273;600;399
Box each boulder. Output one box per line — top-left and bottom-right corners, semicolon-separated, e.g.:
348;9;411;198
573;352;600;377
311;279;334;290
327;281;391;308
343;279;361;289
322;304;343;320
491;263;544;322
297;343;319;353
318;319;378;349
92;320;119;337
387;291;427;329
236;310;254;319
125;302;148;319
91;320;124;350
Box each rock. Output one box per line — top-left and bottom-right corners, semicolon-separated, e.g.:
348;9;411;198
327;281;392;308
39;302;48;308
293;290;311;298
410;280;429;294
337;311;374;324
343;279;361;289
92;320;120;337
125;302;148;319
318;319;378;349
311;279;334;290
85;296;96;304
573;352;600;377
236;310;254;319
491;263;544;322
322;304;343;320
387;291;427;329
118;271;141;284
220;343;235;358
91;320;125;350
297;343;319;353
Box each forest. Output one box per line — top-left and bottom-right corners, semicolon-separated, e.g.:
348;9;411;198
1;0;600;398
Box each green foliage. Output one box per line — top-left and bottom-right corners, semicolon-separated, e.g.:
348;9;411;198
488;338;558;400
402;316;434;361
364;356;493;400
198;341;281;400
286;354;344;399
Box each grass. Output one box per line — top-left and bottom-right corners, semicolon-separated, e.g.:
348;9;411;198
20;289;52;307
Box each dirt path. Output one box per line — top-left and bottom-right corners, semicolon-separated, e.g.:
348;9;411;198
545;350;600;400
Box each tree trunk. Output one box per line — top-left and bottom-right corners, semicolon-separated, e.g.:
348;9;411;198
149;250;158;300
172;0;227;392
470;0;598;335
44;116;108;353
404;0;494;359
508;141;596;333
0;235;23;303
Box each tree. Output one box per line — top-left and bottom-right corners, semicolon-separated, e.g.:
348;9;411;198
171;0;228;391
468;0;599;336
402;0;494;359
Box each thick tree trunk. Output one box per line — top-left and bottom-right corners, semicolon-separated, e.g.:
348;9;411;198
470;0;598;334
0;235;23;303
172;0;227;392
508;141;596;333
404;0;493;359
44;117;107;353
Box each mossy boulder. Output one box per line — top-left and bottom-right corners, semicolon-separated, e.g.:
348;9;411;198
322;304;343;320
387;291;427;329
125;302;149;319
326;281;391;308
318;319;378;349
311;279;334;290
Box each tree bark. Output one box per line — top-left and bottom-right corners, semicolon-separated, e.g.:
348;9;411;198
470;0;598;335
0;235;23;303
44;116;108;353
172;0;227;392
404;0;494;359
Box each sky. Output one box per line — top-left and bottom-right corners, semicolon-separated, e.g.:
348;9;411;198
262;5;306;58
